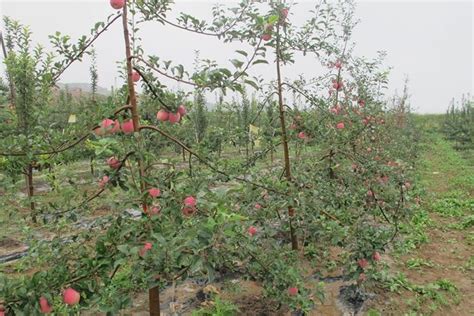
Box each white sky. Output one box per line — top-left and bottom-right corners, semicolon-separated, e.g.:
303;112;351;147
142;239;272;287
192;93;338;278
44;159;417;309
0;0;473;114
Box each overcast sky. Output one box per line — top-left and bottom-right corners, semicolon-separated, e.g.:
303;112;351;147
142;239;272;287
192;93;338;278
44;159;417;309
0;0;473;113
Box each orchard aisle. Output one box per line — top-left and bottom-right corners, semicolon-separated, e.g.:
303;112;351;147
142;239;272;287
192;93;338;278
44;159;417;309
369;130;474;315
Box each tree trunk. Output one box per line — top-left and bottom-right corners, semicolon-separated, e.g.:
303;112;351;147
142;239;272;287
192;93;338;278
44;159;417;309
149;286;160;316
122;2;158;314
275;24;298;251
25;163;35;221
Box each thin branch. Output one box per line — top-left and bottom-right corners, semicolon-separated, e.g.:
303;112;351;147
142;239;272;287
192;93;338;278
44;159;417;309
155;2;251;37
133;38;262;89
0;103;131;157
140;125;285;195
43;151;136;217
132;66;172;111
52;13;122;82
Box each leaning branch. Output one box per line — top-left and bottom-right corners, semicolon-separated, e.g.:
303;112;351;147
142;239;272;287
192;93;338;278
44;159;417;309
155;1;251;37
0;103;131;157
52;13;122;82
140;125;284;195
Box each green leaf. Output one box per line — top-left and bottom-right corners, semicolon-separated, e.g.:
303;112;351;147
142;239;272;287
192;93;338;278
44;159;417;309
252;59;269;65
244;79;259;90
268;15;279;24
230;59;244;69
235;50;248;57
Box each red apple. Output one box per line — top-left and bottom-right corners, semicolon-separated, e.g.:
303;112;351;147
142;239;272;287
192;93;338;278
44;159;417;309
139;242;152;257
121;120;134;134
94;126;105;136
107;157;121;169
372;251;381;261
261;33;272;41
287;287;298;296
132;71;140;82
149;206;160;216
177;105;187;117
39;296;53;314
182;206;196;217
100;118;116;135
330;106;341;115
334;60;342;69
183;196;197;207
336;122;345;129
156;110;169;122
281;8;289;19
264;23;273;32
358;258;369;269
110;119;120;134
248;226;257;236
110;0;125;10
99;175;109;188
101;118;114;128
63;288;80;306
168;112;181;124
332;79;343;91
254;203;262;210
148;188;161;198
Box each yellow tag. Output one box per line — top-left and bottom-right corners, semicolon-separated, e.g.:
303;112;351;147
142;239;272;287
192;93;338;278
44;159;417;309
68;114;77;123
249;124;259;135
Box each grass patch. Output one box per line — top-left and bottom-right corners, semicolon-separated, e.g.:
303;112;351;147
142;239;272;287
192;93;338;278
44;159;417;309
384;273;460;314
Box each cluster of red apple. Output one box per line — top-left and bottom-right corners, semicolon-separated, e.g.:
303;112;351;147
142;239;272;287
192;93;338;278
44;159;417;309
138;196;197;259
260;8;289;41
156;105;187;124
26;288;81;314
94;118;134;136
144;188;162;217
289;115;310;140
356;251;382;283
